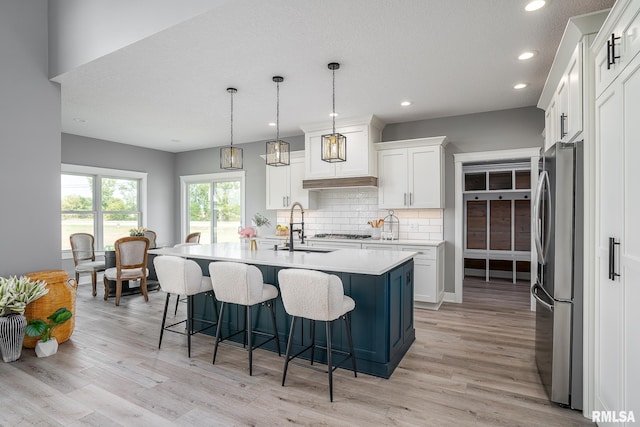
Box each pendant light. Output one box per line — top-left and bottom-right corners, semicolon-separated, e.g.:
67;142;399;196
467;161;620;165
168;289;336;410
220;87;243;170
321;62;346;163
265;76;290;167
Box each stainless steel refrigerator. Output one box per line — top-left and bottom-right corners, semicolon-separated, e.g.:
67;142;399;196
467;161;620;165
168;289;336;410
531;141;583;410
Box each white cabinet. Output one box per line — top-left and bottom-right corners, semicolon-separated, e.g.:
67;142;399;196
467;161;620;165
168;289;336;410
539;12;608;150
362;241;445;309
265;151;316;210
376;137;448;209
302;116;383;180
594;2;640;422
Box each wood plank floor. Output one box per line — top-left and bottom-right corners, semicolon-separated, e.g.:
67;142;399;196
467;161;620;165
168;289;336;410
0;276;593;426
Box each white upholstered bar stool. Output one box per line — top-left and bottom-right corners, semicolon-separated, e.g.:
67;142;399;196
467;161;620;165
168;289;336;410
154;255;216;357
208;261;281;376
278;269;357;402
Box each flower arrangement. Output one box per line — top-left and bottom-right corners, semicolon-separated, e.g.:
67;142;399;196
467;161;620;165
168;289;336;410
252;213;271;228
25;307;72;342
130;227;147;236
0;276;49;316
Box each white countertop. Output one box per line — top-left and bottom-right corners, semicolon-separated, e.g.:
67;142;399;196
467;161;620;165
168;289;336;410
149;242;416;275
258;235;444;246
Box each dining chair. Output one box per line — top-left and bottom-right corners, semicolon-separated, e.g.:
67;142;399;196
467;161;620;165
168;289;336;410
103;236;150;306
185;232;201;244
69;233;105;297
143;230;157;248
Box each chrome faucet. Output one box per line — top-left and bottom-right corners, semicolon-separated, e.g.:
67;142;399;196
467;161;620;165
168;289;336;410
289;202;305;251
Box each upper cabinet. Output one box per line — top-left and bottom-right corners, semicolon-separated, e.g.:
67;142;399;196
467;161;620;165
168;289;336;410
376;136;448;209
301;115;383;180
538;11;609;151
265;151;317;210
594;0;640;98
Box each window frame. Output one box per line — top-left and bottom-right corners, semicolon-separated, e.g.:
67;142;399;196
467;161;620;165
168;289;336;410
180;171;246;243
61;164;148;256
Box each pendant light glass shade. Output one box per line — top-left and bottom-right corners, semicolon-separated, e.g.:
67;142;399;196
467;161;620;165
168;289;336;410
266;76;290;167
220;87;243;170
321;62;346;163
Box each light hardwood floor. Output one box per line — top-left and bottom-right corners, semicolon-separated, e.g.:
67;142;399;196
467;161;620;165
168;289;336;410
0;276;593;426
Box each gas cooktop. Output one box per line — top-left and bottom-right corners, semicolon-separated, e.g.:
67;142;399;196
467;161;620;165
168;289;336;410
312;233;371;240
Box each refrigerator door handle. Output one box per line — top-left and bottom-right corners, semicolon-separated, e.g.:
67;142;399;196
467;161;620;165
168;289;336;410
533;170;551;265
531;280;554;312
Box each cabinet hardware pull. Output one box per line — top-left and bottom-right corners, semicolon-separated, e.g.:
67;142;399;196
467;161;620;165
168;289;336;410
609;237;621;280
283;196;286;207
560;113;567;138
607;33;621;70
409;192;413;205
404;193;407;206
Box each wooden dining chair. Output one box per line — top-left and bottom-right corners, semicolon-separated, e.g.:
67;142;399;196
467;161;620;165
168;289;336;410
143;230;157;248
70;233;105;297
185;232;201;244
103;236;150;306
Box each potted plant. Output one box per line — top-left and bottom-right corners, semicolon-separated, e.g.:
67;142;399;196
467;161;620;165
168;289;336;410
0;276;48;362
129;227;147;236
25;307;72;358
251;213;271;236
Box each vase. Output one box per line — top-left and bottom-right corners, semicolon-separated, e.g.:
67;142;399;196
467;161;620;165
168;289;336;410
35;338;58;358
0;313;27;362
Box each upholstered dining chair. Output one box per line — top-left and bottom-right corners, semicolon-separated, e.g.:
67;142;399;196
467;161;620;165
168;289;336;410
185;232;201;244
143;230;157;249
70;233;105;297
103;236;150;306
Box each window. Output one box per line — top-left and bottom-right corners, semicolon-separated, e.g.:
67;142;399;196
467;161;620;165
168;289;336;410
181;172;245;243
61;164;147;251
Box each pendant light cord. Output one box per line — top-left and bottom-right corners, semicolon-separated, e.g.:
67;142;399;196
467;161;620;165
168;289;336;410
230;90;234;147
276;80;280;141
332;67;336;134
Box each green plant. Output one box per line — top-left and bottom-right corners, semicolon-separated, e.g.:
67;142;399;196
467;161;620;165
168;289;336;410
25;307;72;342
130;227;147;236
0;276;49;316
252;213;271;227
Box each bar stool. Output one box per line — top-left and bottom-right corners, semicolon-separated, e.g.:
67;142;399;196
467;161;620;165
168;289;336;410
154;255;217;357
278;268;357;402
208;261;281;375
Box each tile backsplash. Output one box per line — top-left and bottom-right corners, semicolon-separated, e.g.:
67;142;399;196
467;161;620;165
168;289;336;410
276;188;443;241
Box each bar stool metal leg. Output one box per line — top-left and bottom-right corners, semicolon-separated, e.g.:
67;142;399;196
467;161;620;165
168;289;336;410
247;304;253;376
267;300;281;356
282;316;297;386
159;293;171;349
213;302;225;364
326;321;333;402
187;295;193;357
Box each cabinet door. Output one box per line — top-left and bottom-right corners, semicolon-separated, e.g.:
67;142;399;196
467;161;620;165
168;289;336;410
565;44;582;142
408;146;442;208
412;258;437;302
335;125;370;177
556;75;568;142
289;158;306;208
265;164;290;210
378;149;407;209
305;132;335;179
622;54;640;417
544;99;557;152
594;80;625;418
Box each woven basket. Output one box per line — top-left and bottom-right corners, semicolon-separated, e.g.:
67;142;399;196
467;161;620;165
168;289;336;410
23;270;77;348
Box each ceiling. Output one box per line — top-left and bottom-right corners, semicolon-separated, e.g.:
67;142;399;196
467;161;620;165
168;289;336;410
57;0;615;153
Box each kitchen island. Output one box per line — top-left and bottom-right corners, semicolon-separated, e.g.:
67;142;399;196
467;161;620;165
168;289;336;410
149;242;416;378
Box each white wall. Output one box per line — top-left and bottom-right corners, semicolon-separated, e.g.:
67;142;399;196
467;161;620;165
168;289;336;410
383;106;544;293
0;0;61;277
48;0;223;78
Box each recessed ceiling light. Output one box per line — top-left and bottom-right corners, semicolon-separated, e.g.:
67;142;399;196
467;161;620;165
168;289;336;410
400;101;412;107
268;122;276;127
525;0;546;12
518;51;537;60
329;112;339;117
72;117;86;123
514;83;528;90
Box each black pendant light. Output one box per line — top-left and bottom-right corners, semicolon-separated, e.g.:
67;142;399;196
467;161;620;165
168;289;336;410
321;62;346;163
220;87;243;170
265;76;290;167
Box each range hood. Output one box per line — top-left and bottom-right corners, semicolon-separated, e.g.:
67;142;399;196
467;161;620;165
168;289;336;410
302;176;378;190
